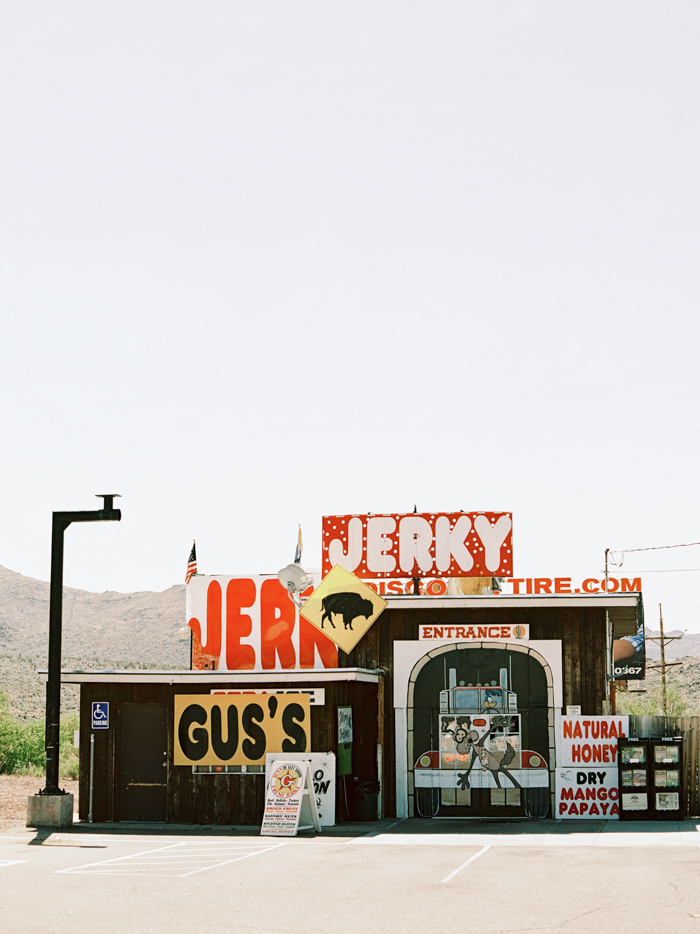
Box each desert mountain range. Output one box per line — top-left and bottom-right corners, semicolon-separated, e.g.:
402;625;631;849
0;564;187;666
1;563;698;719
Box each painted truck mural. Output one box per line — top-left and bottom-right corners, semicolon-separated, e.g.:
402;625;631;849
412;647;551;817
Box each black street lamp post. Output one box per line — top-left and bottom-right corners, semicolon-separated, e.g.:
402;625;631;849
41;494;122;796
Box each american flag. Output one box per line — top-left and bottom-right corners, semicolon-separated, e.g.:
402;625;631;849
185;541;197;584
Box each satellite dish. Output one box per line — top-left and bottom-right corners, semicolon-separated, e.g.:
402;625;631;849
278;563;313;595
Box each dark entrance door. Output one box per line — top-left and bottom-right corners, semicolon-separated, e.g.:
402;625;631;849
116;704;168;821
412;647;551;818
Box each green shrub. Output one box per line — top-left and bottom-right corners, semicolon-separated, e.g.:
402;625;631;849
0;691;80;778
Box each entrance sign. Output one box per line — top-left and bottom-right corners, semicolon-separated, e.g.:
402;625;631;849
187;574;338;672
419;623;529;641
260;760;320;836
174;693;310;767
300;566;388;654
322;512;513;579
266;752;336;826
91;702;109;730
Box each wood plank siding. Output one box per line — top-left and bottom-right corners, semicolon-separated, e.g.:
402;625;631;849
77;602;608;824
79;678;378;825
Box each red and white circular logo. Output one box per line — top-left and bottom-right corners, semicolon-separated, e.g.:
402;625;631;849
271;765;302;798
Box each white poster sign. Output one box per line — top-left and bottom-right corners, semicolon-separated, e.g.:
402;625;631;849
556;767;621;819
555;714;628;820
260;761;320;836
557;714;628;768
265;753;336;826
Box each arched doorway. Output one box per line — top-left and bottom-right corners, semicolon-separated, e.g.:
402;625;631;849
407;643;554;818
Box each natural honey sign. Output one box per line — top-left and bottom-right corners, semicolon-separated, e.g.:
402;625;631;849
299;565;388;654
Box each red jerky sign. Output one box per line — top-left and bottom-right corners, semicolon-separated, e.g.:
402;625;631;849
322;512;513;579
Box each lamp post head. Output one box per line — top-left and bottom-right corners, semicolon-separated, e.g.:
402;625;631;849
96;493;120;510
96;493;122;519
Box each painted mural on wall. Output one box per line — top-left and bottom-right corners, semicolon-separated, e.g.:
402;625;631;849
413;647;551;817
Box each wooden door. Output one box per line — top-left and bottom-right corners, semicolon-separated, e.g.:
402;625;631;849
116;704;168;821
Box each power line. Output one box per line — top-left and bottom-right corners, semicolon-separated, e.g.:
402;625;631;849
615;542;700;556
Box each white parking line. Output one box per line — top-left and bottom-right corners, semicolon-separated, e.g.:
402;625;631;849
442;846;490;882
56;841;286;877
351;830;700;848
0;860;27;868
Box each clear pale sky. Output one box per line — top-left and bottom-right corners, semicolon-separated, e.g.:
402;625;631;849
1;3;699;633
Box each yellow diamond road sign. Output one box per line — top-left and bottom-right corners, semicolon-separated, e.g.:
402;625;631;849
299;565;388;654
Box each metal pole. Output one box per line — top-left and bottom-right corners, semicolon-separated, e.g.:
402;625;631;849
89;733;95;823
659;603;667;715
41;495;121;798
604;548;609;593
44;514;70;795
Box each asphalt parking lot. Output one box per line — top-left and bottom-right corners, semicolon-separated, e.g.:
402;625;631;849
1;819;699;934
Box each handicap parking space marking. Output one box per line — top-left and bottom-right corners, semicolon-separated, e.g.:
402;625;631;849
0;860;27;868
56;841;287;877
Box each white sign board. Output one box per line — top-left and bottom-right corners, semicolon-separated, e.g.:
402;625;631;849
266;753;336;826
213;688;326;706
557;714;628;768
338;707;353;744
555;714;628;819
260;761;320;837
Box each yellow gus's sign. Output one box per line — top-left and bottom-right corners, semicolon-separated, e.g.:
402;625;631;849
174;693;310;767
299;565;388;654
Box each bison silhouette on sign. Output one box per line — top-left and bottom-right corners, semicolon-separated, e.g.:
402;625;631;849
320;592;374;630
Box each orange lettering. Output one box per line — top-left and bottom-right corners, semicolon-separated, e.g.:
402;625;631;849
189;579;222;660
582;579;599;593
299;615;338;669
534;578;552;594
621;578;642;593
225;579;257;670
260;579;296;670
554;578;571;594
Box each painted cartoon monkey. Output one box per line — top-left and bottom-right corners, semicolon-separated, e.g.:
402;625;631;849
456;715;521;790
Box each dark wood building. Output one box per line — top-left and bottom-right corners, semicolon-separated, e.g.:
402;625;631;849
57;591;641;825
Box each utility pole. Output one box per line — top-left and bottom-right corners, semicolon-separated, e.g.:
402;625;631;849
645;603;684;715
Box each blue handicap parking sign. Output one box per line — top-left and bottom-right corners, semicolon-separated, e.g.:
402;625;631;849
92;702;109;730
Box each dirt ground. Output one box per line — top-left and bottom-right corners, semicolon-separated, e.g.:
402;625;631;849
0;775;79;828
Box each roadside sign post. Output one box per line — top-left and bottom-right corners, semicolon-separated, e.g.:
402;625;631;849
91;702;109;730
